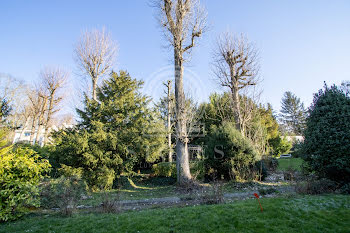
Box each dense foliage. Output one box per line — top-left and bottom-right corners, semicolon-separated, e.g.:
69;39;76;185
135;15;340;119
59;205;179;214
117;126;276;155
0;129;50;222
204;122;260;181
152;161;205;180
50;71;166;190
199;93;291;156
303;84;350;183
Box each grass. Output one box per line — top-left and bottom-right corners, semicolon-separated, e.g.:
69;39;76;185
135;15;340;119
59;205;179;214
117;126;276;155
79;175;178;206
278;158;303;171
1;195;349;233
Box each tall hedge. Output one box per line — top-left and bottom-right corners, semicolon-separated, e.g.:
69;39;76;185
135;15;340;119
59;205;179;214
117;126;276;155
303;84;350;183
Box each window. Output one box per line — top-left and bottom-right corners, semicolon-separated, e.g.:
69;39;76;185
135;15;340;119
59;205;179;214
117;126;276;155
24;132;31;137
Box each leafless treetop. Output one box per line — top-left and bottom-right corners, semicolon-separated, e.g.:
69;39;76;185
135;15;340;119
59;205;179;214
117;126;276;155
39;67;68;97
213;32;260;90
154;0;207;59
74;28;117;84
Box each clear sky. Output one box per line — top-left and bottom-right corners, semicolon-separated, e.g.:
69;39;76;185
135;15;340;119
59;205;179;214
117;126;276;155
1;0;350;113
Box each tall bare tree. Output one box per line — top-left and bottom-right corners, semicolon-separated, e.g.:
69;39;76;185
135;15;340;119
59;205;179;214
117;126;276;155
213;32;259;135
39;67;68;145
74;28;117;100
154;0;207;184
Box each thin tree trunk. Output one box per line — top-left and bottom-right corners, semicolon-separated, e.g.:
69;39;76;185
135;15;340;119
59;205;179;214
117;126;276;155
167;80;173;162
231;85;242;134
35;97;48;146
43;93;55;145
92;79;97;101
174;49;191;184
35;124;43;145
29;117;36;145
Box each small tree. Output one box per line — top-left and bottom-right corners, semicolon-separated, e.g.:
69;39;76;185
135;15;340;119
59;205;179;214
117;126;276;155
303;84;350;183
280;91;307;135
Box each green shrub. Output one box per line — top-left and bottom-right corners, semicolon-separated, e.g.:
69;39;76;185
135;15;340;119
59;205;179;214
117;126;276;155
204;122;260;181
258;187;277;195
190;161;205;181
264;157;279;171
338;183;350;194
152;161;205;180
152;162;176;178
303;84;350;183
40;175;87;216
0;132;50;221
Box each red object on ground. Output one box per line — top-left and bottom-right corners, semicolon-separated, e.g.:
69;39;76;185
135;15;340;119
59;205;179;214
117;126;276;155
253;193;263;212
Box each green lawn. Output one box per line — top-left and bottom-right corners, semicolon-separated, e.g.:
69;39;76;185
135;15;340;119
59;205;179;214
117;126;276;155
2;195;349;233
277;158;303;171
80;176;177;206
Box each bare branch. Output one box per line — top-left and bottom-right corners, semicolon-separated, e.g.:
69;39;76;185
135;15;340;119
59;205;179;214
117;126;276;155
74;28;117;100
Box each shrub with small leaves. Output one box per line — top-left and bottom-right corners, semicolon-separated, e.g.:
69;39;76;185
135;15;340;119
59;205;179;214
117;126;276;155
303;84;350;183
0;130;50;222
204;122;260;181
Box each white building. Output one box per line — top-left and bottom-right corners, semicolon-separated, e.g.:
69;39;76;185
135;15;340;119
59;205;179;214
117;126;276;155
12;123;73;146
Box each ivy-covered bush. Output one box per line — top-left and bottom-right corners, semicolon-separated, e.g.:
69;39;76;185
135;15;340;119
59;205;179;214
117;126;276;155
303;84;350;183
0;130;50;222
204;122;260;181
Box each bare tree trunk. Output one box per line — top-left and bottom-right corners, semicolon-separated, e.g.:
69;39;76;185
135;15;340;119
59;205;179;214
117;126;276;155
174;51;191;183
29;117;36;145
231;80;242;134
43;93;55;145
19;117;29;139
92;79;97;101
167;80;173;162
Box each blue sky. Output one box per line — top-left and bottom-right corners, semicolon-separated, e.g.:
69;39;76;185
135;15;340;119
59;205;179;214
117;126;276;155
1;0;350;113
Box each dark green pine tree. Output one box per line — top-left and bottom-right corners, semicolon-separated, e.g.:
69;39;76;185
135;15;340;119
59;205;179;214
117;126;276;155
52;71;166;190
280;91;307;135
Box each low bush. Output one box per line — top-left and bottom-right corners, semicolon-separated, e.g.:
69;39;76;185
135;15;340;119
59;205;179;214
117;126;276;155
204;122;260;181
40;175;87;216
100;189;120;213
295;178;337;195
258;187;278;196
200;181;224;205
